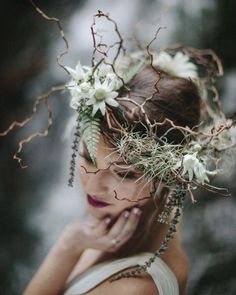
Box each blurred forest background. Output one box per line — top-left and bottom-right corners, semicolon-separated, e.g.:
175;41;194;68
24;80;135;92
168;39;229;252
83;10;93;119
0;0;236;294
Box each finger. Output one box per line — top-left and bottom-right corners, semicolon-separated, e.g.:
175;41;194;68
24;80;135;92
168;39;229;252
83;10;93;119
117;207;141;243
92;217;111;237
107;210;130;239
84;216;100;228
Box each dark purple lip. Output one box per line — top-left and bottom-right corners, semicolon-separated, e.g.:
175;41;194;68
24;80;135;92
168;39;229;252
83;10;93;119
87;194;110;208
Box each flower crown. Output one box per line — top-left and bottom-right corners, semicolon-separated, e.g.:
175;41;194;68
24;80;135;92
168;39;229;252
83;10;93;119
65;47;235;202
66;50;198;117
65;46;236;280
66;50;200;167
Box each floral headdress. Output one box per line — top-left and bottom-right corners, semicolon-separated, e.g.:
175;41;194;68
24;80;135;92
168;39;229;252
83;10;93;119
66;47;232;188
63;14;235;276
63;37;235;278
1;8;235;280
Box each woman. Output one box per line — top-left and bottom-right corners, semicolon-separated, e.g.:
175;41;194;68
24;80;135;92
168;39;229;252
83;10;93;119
22;45;232;295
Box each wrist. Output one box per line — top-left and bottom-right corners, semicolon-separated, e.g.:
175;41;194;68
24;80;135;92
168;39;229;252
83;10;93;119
55;237;85;259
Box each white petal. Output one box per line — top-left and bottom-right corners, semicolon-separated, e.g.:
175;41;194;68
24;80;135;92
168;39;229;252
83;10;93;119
75;62;83;74
92;104;100;116
153;51;198;79
102;78;111;89
94;75;102;88
99;102;106;115
174;52;189;63
70;88;80;98
88;88;96;97
108;79;117;91
106;97;119;107
108;91;118;99
187;168;194;181
65;67;80;80
86;97;95;105
70;98;79;109
182;165;187;176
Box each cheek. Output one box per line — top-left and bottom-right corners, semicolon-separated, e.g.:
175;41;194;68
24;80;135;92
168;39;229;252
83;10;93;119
114;179;151;206
78;159;89;186
78;158;151;205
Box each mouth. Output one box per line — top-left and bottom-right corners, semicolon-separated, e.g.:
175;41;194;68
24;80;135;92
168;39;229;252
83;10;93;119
87;194;111;208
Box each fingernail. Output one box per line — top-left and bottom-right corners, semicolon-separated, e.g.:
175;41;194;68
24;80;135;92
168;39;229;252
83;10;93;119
123;211;130;218
105;217;111;224
132;207;141;215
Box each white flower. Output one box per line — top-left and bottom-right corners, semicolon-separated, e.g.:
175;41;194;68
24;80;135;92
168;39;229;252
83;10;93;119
96;63;113;78
180;153;211;184
69;89;82;109
68;82;91;110
86;76;119;116
153;51;198;79
65;61;91;83
79;81;91;93
96;63;122;90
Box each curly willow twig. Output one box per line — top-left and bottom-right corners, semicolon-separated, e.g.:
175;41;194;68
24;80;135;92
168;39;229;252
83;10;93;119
13;98;53;168
0;85;65;168
1;1;69;167
29;0;69;74
91;10;126;66
90;10;129;92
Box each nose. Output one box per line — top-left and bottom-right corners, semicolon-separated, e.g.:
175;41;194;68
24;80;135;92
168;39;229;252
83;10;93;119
85;169;114;195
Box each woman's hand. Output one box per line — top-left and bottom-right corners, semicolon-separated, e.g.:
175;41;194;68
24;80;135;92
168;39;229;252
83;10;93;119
23;208;141;295
59;207;142;255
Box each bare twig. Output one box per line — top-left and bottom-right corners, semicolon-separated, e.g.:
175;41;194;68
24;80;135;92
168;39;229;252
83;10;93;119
30;0;69;74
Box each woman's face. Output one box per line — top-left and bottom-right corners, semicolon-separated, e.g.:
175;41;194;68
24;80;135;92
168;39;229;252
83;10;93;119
78;136;151;220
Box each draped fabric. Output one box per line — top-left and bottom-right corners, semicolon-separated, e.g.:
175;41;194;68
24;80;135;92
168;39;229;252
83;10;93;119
64;252;179;295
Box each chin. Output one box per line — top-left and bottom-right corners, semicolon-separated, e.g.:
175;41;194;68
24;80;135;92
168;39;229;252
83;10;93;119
87;203;123;221
87;205;111;220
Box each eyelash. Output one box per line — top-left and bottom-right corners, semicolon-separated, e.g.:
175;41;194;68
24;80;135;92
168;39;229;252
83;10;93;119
115;171;139;180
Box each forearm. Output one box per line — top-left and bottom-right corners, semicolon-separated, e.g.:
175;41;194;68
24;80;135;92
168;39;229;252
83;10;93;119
22;210;140;294
23;241;83;295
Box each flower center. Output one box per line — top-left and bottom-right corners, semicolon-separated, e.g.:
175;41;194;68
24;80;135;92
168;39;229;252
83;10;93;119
94;88;106;101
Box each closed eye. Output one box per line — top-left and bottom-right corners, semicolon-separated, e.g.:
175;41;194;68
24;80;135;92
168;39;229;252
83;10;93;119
79;152;93;164
79;140;142;180
115;170;140;180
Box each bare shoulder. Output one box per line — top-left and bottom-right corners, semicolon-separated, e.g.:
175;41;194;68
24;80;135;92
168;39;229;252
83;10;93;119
161;215;189;294
162;245;189;295
86;271;159;295
171;250;189;291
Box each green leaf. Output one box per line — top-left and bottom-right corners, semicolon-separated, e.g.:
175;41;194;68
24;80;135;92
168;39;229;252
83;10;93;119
81;108;101;165
123;59;146;84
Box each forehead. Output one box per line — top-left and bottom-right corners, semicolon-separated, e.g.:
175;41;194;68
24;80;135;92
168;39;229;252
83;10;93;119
96;135;123;165
81;135;124;167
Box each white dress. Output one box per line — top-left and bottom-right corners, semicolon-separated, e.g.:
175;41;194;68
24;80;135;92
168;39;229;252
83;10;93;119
63;252;179;295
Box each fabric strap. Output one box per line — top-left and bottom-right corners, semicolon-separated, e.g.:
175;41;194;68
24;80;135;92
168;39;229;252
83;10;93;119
63;252;179;295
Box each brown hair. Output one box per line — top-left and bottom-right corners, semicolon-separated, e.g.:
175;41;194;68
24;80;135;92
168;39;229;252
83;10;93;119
101;64;202;257
102;64;201;144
